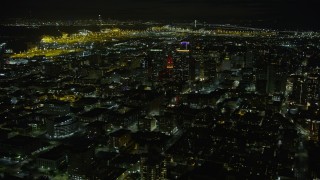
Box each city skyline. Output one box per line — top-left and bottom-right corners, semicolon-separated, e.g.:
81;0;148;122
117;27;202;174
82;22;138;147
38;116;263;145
0;0;319;29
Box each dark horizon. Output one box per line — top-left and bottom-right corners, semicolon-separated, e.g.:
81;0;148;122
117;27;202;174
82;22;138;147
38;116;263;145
0;0;319;30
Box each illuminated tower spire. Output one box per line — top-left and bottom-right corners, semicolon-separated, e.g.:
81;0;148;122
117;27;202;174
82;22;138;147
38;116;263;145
181;41;189;50
98;14;103;26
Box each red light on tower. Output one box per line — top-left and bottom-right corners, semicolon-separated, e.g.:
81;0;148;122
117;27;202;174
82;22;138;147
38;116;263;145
166;55;174;69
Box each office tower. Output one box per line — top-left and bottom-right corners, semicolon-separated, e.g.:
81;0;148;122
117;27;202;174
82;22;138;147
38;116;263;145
306;74;320;103
142;55;155;81
256;64;287;94
189;57;196;81
291;76;307;105
220;54;231;71
141;153;167;180
309;120;319;142
204;53;219;80
0;43;6;69
266;65;276;93
166;55;174;69
181;41;190;51
245;51;254;68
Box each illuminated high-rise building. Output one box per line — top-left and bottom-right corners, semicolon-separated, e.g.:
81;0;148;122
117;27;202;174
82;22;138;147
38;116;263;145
268;64;287;93
245;51;254;68
204;53;219;80
309;120;320;142
98;14;103;26
144;50;165;82
142;55;155;81
290;76;307;105
189;57;196;81
220;53;231;71
141;153;167;180
0;43;6;69
181;41;190;50
161;55;175;80
256;64;287;94
166;55;174;69
306;75;320;103
177;42;190;53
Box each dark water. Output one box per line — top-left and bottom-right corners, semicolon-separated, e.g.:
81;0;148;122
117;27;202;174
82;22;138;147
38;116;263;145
0;24;153;53
0;25;102;52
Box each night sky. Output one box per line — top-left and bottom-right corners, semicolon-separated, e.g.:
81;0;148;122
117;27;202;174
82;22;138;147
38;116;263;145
0;0;319;29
